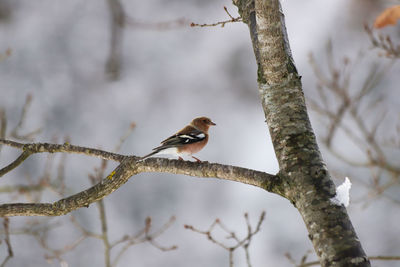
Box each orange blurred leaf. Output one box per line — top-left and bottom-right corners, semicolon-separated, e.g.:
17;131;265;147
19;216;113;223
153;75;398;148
374;5;400;29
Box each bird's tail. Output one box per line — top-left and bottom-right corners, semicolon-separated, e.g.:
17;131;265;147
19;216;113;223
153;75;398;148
139;150;160;161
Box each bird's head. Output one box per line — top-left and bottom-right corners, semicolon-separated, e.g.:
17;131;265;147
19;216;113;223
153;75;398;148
191;116;216;132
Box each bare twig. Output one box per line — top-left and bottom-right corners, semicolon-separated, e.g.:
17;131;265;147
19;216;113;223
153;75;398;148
0;108;6;152
98;198;111;267
89;158;111;267
1;217;87;265
143;216;177;251
184;211;266;267
191;6;242;28
69;215;101;239
309;43;400;200
0;217;13;267
285;250;314;267
0;150;31;178
365;24;400;58
369;256;400;261
39;232;87;264
105;0;125;80
54;137;69;196
4;217;88;265
111;216;177;267
114;122;136;153
9;94;41;141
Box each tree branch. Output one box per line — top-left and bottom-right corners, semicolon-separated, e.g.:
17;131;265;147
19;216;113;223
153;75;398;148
0;150;31;177
0;139;125;177
0;139;278;217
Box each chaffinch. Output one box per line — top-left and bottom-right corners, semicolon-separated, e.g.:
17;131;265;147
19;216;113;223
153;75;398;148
141;116;216;162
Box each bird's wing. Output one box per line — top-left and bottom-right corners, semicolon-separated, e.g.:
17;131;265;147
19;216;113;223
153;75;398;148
154;126;206;150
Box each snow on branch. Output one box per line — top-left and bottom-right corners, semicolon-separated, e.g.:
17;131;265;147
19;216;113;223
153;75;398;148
330;177;352;207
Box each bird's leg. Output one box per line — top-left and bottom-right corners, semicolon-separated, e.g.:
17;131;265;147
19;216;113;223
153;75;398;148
192;156;201;162
178;156;184;161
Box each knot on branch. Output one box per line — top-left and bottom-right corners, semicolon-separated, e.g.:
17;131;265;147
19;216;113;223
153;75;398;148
233;0;255;24
22;143;33;152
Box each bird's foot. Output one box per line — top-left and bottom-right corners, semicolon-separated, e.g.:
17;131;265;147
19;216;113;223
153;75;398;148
192;156;201;162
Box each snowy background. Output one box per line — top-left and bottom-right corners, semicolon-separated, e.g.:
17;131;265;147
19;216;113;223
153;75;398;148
0;0;399;266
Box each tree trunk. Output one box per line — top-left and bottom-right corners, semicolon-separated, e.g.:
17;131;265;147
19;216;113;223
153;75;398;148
233;0;370;266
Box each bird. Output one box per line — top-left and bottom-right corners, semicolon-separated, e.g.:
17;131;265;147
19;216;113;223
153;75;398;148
141;116;216;162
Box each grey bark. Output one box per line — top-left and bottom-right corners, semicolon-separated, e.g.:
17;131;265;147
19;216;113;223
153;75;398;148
233;0;370;266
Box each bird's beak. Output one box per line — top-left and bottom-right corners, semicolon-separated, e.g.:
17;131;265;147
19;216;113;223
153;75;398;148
209;121;216;126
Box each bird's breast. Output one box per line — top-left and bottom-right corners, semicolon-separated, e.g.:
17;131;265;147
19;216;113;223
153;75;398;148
178;137;208;155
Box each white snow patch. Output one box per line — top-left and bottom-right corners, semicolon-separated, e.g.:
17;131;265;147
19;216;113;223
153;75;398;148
330;177;352;207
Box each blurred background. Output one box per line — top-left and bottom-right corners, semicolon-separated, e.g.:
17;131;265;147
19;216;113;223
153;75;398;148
0;0;399;266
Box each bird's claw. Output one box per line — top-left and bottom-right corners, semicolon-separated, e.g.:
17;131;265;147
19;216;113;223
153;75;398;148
192;156;202;162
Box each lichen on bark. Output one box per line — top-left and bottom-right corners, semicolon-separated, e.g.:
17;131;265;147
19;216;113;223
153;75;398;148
233;0;370;266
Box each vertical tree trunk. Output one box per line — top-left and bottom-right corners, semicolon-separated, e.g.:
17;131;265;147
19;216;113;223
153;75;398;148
233;0;370;266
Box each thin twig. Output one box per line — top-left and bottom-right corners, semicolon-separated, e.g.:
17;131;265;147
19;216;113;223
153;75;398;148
88;158;112;267
105;0;125;80
309;43;400;200
114;122;136;153
111;216;177;267
0;217;13;267
0;150;31;177
184;211;266;267
191;6;242;28
98;199;111;267
54;137;69;196
9;94;41;141
365;24;400;58
0;108;6;153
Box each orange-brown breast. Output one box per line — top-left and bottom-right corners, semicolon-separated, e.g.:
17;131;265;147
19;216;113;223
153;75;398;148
177;135;208;155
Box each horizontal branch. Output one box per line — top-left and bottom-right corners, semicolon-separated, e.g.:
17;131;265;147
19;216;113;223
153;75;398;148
137;157;277;189
0;139;125;177
0;140;279;217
